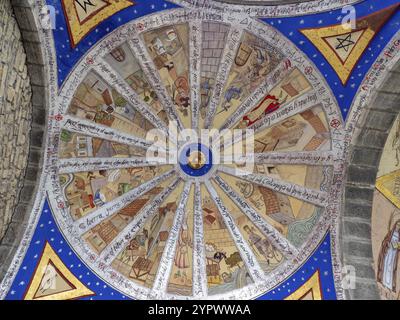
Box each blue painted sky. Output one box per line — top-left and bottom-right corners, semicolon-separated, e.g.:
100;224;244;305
5;199;127;300
257;233;336;300
45;0;181;87
262;1;400;120
5;199;336;300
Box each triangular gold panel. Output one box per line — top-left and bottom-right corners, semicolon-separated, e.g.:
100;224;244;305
285;270;322;300
24;242;94;300
300;4;399;85
323;29;365;63
61;0;135;47
376;169;400;210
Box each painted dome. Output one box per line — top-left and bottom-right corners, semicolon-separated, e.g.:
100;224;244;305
51;8;340;299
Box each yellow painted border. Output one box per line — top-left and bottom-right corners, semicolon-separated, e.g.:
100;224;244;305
24;242;94;300
300;26;374;85
61;0;134;47
284;270;322;300
376;170;400;210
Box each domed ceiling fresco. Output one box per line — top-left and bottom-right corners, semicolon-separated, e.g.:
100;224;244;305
0;0;399;300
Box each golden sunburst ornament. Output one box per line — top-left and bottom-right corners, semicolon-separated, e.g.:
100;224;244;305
187;151;206;170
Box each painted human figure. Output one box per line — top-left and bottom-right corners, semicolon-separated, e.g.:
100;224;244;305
174;77;190;115
221;272;233;284
224;45;271;112
241;94;280;127
247;48;271;89
392;117;400;166
174;220;191;269
221;87;242;112
377;220;400;292
243;225;276;264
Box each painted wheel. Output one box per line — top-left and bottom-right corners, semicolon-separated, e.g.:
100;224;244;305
50;8;342;299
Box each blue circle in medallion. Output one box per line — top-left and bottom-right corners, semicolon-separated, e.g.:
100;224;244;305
179;143;213;177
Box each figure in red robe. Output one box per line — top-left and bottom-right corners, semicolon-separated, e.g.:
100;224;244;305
242;95;280;127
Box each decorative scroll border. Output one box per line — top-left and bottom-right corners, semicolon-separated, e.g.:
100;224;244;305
169;0;364;18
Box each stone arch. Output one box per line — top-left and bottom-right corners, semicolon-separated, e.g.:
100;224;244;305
0;0;48;281
342;60;400;300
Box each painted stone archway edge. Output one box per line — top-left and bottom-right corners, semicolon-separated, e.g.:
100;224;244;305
0;0;399;300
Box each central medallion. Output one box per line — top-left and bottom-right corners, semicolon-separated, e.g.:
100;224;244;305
179;143;213;177
187;150;206;170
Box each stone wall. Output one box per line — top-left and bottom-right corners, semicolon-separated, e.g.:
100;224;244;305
342;62;400;300
0;0;47;282
0;0;32;241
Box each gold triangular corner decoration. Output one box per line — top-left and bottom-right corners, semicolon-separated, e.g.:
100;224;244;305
24;242;94;300
300;4;399;85
376;169;400;210
61;0;135;48
284;270;322;300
